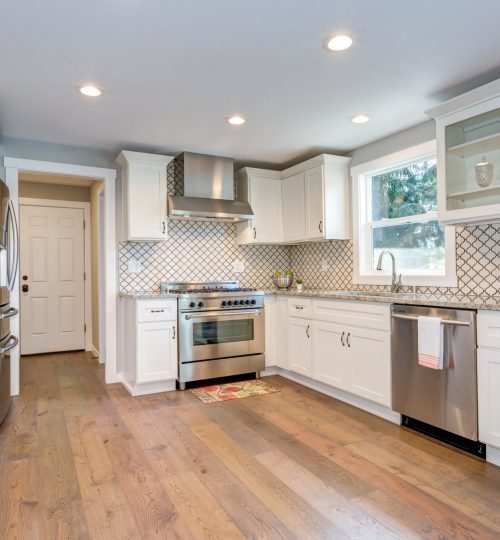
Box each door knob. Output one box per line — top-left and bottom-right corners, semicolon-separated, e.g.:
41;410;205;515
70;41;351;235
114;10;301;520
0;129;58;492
22;275;28;281
22;284;29;292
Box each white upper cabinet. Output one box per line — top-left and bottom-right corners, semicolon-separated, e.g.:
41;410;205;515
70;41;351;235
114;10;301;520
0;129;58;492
282;154;351;243
236;168;283;244
282;172;306;243
116;150;173;241
427;79;500;225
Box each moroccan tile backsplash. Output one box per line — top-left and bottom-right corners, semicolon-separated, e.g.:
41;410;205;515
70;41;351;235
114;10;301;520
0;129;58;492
119;221;500;297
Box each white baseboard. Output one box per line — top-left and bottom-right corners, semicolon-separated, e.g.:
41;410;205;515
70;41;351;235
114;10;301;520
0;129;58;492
487;445;500;467
91;346;100;359
118;373;176;396
264;366;400;425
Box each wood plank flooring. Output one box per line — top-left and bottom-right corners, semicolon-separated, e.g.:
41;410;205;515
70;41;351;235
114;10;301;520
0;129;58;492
1;352;500;539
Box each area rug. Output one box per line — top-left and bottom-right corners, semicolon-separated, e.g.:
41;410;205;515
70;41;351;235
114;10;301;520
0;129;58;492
190;380;280;403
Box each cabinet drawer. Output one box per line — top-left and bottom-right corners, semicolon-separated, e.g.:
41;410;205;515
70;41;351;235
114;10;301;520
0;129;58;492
313;299;390;331
288;298;312;318
137;299;177;322
478;311;500;349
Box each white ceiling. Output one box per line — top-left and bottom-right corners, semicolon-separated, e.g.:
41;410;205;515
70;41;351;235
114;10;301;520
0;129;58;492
2;0;500;167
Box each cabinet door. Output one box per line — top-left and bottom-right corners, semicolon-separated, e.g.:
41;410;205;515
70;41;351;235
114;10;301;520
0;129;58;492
274;297;289;369
346;327;391;406
305;165;325;240
312;321;348;389
282;172;306;242
251;176;283;243
287;317;312;376
128;162;167;240
137;321;177;383
478;348;500;448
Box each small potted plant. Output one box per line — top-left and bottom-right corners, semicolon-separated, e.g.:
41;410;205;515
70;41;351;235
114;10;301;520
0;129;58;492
296;278;303;292
272;269;294;290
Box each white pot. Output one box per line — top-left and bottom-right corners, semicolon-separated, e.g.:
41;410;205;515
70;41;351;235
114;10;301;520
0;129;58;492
296;284;303;292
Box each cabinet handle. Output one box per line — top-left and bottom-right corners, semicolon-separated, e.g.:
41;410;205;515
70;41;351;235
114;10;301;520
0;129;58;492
341;331;345;347
162;221;166;234
172;326;176;339
295;305;304;310
306;324;310;338
346;332;351;348
253;227;257;239
319;220;323;233
150;309;165;313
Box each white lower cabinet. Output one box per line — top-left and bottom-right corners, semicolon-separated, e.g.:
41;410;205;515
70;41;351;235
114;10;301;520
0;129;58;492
312;321;348;389
478;311;500;456
288;317;312;377
283;297;391;407
137;321;177;383
122;298;178;395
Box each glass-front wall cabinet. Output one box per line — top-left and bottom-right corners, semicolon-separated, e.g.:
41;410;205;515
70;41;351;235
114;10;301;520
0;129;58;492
445;107;500;212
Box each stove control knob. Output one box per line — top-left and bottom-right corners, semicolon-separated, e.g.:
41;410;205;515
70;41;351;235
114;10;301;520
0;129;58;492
239;300;245;305
227;300;232;306
245;299;250;305
189;302;196;308
198;301;205;308
221;301;227;307
250;299;256;305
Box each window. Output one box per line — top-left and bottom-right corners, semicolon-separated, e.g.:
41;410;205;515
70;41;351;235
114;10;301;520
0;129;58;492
352;141;457;287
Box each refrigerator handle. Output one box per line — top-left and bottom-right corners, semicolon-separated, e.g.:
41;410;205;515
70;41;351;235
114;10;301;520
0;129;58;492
6;201;19;292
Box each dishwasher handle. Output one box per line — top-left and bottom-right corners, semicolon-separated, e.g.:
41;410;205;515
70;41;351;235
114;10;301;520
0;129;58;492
391;313;471;327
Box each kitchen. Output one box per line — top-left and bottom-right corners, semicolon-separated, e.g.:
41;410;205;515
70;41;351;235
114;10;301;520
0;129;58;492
2;1;500;538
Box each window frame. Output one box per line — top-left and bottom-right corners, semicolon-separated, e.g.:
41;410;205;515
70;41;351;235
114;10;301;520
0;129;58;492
351;140;457;287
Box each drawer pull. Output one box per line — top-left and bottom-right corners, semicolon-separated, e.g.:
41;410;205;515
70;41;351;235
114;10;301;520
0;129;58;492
295;306;304;310
306;324;310;338
172;326;176;339
150;309;165;313
346;332;351;348
341;331;345;347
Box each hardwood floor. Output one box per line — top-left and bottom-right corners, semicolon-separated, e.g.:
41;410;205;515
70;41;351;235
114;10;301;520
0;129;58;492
1;352;500;539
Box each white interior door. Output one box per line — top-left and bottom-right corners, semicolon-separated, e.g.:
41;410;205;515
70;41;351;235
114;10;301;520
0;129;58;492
20;205;85;355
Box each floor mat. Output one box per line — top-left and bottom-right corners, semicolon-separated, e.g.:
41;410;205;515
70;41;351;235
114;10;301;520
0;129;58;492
190;379;280;403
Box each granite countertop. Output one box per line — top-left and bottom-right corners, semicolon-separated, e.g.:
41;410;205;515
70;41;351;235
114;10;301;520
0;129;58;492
120;291;180;299
119;289;500;310
273;289;500;311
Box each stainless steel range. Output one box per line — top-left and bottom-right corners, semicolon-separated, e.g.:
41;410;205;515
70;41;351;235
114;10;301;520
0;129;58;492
161;281;265;390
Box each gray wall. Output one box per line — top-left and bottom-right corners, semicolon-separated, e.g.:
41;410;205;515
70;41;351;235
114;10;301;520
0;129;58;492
347;120;436;167
19;181;91;202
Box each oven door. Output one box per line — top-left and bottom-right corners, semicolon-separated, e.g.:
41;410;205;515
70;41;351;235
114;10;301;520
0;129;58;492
179;308;265;363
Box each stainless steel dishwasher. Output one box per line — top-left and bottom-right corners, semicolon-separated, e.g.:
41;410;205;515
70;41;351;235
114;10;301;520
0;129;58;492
391;304;484;457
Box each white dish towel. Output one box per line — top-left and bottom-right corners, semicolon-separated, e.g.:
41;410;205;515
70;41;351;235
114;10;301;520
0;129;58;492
417;316;444;370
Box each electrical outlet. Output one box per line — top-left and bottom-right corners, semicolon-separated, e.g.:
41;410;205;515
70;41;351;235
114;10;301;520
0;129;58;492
128;259;143;273
233;260;245;273
321;258;328;272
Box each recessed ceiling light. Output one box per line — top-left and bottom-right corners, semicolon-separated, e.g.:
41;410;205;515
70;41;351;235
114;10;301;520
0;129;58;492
325;34;353;51
226;115;246;125
79;85;102;97
350;114;370;124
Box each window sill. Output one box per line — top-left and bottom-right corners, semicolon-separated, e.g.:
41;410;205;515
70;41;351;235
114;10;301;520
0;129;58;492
352;273;458;288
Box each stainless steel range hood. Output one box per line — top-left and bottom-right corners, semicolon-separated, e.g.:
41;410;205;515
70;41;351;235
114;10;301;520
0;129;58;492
168;152;254;222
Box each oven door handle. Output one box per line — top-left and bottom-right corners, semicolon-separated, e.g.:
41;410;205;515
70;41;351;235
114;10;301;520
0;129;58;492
184;309;262;320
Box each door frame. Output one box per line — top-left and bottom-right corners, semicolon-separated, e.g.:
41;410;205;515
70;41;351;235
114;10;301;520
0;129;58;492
19;198;92;354
3;157;117;394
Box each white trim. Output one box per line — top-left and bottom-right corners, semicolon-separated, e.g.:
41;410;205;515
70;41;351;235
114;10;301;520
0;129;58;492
486;445;500;467
92;346;100;358
3;157;117;395
351;140;458;288
20;198;93;353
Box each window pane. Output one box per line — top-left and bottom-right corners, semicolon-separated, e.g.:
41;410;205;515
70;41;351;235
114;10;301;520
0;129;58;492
372;220;445;273
371;160;437;220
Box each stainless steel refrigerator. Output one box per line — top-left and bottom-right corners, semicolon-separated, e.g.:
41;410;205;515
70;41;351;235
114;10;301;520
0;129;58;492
0;179;19;424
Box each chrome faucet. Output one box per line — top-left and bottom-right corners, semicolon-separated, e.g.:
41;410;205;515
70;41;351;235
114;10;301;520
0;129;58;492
376;251;402;293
